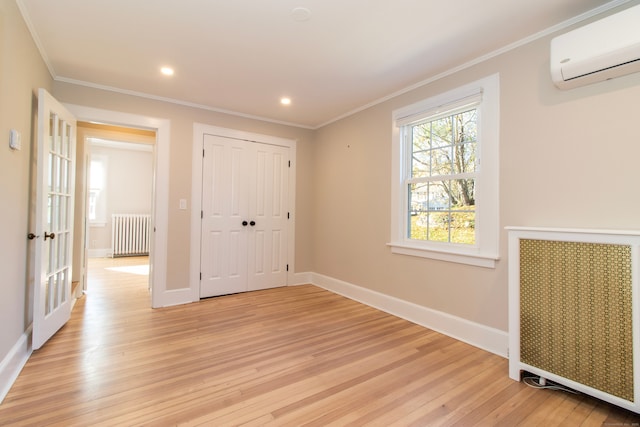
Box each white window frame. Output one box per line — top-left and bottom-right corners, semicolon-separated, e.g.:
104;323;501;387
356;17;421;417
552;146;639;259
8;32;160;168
389;74;500;268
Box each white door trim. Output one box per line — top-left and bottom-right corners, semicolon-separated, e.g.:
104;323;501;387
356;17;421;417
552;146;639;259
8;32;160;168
64;104;171;308
191;123;297;302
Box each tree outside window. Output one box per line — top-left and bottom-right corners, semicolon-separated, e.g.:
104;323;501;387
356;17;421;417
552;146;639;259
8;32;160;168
408;108;477;245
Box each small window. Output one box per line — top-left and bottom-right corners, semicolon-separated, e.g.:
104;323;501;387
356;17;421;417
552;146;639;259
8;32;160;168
89;155;107;224
390;74;500;268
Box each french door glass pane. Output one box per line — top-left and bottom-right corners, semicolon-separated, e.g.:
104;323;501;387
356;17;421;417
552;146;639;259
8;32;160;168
60;269;67;305
47;194;53;231
53;154;59;193
62;123;70;157
59;195;67;231
61;158;68;193
61;232;68;268
45;275;53;315
48;230;55;273
47;154;53;192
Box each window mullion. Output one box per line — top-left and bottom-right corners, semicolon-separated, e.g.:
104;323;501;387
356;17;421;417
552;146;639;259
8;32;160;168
407;172;474;184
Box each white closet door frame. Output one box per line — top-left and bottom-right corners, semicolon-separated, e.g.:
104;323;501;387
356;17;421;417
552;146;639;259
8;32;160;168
190;124;297;301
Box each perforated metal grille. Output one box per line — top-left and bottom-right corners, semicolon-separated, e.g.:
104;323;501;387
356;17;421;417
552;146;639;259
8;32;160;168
520;239;633;401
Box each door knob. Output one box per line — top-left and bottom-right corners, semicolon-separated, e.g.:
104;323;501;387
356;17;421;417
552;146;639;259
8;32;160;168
44;231;55;241
250;221;256;226
27;233;39;240
242;221;248;226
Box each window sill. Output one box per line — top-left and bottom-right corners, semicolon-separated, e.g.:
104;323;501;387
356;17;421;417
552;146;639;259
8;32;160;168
387;242;499;268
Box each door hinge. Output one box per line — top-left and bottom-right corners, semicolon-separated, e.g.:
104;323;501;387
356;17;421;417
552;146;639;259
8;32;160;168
287;212;290;219
203;149;205;158
201;210;204;219
200;272;202;280
286;264;289;272
288;160;291;167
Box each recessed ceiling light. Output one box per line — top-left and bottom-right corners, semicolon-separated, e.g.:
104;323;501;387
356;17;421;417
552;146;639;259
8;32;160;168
280;97;292;105
160;67;174;76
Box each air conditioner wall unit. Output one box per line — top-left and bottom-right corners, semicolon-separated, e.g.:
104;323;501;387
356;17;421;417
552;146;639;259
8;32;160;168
550;4;640;89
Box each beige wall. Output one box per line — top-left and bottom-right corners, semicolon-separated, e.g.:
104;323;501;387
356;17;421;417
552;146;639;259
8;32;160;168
0;0;52;358
53;82;316;291
312;23;640;332
87;145;154;250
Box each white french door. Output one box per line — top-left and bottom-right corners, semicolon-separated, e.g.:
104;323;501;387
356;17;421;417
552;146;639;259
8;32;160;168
32;89;77;350
200;134;289;298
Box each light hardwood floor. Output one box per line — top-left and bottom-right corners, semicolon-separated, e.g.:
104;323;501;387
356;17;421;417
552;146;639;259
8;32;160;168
1;256;638;426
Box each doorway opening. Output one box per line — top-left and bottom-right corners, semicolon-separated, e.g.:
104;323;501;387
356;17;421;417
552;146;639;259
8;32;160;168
76;122;156;301
66;104;170;308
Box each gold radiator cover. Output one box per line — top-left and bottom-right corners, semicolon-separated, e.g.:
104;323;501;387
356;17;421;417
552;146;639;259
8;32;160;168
519;239;633;401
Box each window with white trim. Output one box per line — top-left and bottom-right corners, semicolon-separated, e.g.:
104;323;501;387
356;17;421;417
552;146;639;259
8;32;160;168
389;74;500;268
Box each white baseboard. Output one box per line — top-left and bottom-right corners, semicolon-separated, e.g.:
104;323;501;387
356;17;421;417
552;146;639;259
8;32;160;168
0;328;32;404
308;272;508;358
290;272;313;286
88;248;111;258
152;287;198;308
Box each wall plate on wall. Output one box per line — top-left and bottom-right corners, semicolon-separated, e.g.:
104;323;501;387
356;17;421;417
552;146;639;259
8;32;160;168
9;129;21;150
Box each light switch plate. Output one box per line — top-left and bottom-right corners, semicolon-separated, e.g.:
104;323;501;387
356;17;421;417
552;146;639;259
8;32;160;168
179;199;187;210
9;129;21;150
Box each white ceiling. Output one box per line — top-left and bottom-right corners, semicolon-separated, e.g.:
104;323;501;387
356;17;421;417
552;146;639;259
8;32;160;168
18;0;625;129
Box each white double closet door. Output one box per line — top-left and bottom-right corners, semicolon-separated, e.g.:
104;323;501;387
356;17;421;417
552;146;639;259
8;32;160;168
200;134;289;298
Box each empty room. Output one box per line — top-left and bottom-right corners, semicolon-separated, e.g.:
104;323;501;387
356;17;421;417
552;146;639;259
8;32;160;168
1;0;640;424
